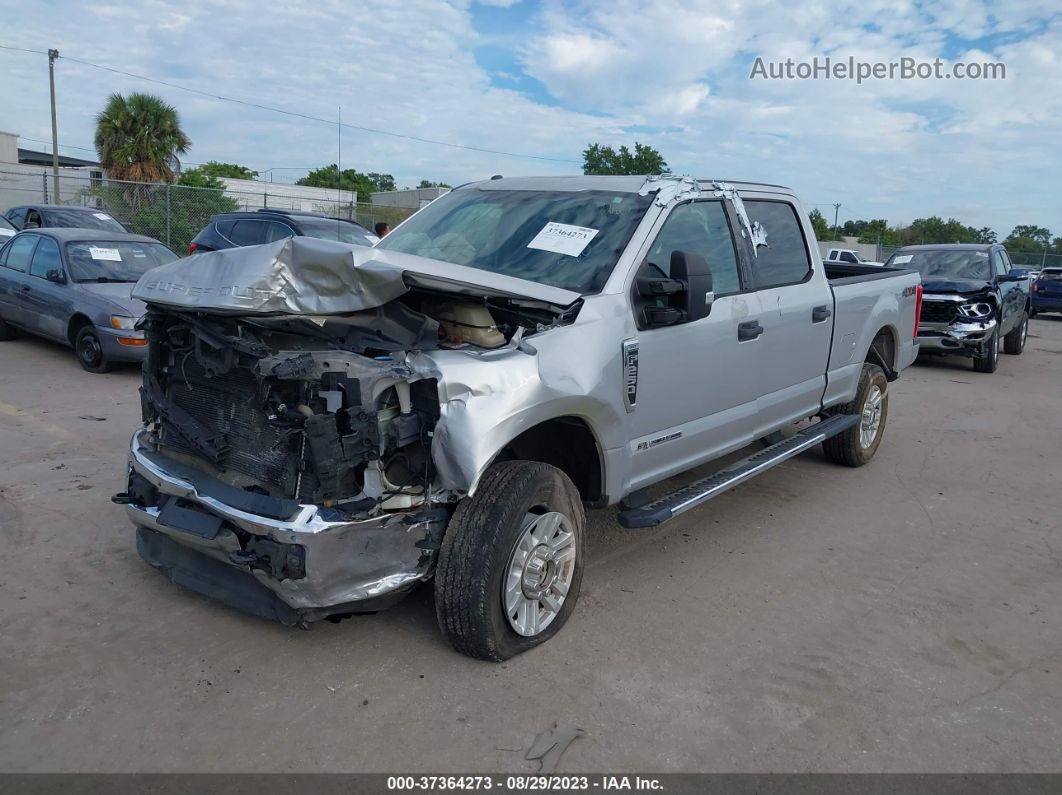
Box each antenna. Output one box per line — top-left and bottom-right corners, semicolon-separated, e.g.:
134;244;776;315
337;106;343;233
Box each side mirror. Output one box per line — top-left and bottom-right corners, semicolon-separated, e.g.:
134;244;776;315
45;269;66;284
635;250;714;328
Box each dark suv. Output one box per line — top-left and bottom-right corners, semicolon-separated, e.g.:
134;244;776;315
188;209;378;254
5;204;128;233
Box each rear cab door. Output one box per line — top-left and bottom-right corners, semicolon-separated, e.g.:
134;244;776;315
739;194;834;437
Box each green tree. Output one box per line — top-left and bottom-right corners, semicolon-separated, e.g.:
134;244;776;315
297;165;395;199
94;92;191;183
582;142;668;175
197;161;258;180
417;180;452;189
856;219;899;247
808;208;832;240
1003;225;1051;252
974;226;998;244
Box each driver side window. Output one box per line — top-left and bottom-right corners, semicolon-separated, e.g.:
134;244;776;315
991;250;1007;277
646;201;741;295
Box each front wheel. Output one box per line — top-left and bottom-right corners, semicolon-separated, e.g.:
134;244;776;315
0;315;16;341
434;461;585;661
75;326;113;373
822;362;888;467
1003;312;1028;355
972;328;999;373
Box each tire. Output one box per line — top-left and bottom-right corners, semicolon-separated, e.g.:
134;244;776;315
972;328;999;373
74;325;113;373
0;316;16;341
822;363;888;467
434;460;585;661
1003;312;1028;355
1029;307;1037;318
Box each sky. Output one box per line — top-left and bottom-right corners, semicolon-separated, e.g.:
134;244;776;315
0;0;1060;237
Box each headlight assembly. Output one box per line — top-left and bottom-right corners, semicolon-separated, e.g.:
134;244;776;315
958;302;993;319
110;315;138;330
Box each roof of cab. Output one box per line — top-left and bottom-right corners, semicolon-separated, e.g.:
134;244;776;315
458;175;792;194
895;243;994;252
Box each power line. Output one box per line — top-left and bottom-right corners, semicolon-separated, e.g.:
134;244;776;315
0;43;581;164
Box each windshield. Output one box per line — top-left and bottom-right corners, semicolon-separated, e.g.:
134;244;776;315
296;217;378;247
853;251;867;262
1039;269;1062;281
890;249;992;281
43;208;127;233
65;240;179;282
0;215;15;233
376;188;652;293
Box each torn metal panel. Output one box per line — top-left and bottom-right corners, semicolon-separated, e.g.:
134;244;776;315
712;181;768;254
525;724;586;773
133;236;409;315
638;174;700;207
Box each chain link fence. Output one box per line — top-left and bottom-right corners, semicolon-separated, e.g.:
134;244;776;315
0;169;417;254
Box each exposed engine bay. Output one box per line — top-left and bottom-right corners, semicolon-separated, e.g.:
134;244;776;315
137;288;573;518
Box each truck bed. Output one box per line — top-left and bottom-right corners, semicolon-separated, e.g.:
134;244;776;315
821;262;922;410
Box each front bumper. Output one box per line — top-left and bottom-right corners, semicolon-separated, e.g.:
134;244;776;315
916;318;997;356
123;429;445;624
97;325;147;362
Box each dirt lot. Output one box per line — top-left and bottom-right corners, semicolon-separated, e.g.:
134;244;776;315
1;319;1060;773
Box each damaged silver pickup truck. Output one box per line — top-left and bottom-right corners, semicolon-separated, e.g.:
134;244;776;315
116;175;922;660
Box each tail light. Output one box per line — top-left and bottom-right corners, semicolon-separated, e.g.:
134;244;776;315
1031;282;1038;294
188;242;198;254
913;283;923;340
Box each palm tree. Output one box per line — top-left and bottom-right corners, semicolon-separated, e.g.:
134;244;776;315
94;92;191;184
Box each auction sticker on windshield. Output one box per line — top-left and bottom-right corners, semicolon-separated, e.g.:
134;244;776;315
527;221;599;257
93;213;113;221
89;246;122;261
892;254;913;264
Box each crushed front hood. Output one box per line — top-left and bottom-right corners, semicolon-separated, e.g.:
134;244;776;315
921;278;993;295
132;236;582;316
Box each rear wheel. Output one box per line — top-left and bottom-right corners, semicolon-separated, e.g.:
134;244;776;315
1003;312;1028;355
972;328;999;373
75;326;113;373
822;363;888;467
435;461;584;661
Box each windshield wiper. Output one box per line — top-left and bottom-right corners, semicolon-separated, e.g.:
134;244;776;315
80;276;133;283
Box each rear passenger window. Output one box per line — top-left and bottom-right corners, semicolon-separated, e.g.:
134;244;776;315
229;220;270;246
744;200;812;288
29;237;61;278
3;235;38;272
267;222;295;242
646;201;741;295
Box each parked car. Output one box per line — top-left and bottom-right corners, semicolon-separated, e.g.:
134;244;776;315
188;209;378;254
118;175;922;660
4;204;127;233
824;247;884;266
1031;267;1062;316
0;215;17;240
0;228;179;372
885;244;1029;373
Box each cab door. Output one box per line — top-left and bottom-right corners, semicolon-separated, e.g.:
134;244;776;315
21;235;70;341
741;198;833;436
0;234;40;327
625;198;763;491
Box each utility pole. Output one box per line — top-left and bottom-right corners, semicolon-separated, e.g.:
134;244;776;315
48;48;60;202
832;203;842;239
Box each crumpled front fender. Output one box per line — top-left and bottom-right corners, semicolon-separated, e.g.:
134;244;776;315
410;303;628;497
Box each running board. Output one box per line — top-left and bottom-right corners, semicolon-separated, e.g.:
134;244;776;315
617;414;860;529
